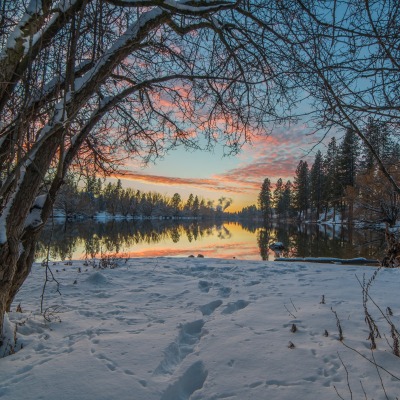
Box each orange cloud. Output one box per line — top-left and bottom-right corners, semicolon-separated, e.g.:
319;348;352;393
214;160;296;186
113;170;256;194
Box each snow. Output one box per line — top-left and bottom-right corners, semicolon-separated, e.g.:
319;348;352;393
0;0;43;59
0;168;26;244
24;195;47;229
162;0;235;12
1;258;400;400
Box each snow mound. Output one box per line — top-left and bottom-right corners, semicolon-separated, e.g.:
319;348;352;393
85;271;109;285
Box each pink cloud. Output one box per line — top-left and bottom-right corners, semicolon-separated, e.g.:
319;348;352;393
113;171;256;194
231;124;323;182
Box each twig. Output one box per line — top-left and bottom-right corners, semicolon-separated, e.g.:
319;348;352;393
337;351;353;400
290;298;298;312
370;349;389;400
333;385;346;400
355;273;400;356
356;273;381;349
284;304;296;319
331;308;344;341
40;209;61;314
341;341;400;381
360;380;368;400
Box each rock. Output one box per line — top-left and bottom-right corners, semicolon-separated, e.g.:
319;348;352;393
269;242;285;250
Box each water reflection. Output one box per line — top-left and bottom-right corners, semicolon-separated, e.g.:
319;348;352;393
256;223;386;261
36;219;387;262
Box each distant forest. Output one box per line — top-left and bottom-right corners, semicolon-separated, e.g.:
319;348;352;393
250;119;400;226
55;176;233;220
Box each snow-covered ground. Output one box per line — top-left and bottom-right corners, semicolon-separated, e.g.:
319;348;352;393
1;258;399;400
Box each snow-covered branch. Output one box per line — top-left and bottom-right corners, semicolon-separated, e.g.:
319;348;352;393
0;0;87;113
104;0;238;15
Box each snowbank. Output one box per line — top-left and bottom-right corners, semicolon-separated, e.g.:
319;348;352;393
1;258;399;400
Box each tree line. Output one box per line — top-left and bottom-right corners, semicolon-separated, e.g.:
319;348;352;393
55;176;232;220
256;120;400;226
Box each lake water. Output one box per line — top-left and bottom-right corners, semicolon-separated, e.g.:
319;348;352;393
36;219;387;263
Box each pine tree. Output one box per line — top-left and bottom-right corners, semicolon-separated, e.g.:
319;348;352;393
361;118;392;170
258;178;272;223
338;128;360;223
282;180;292;220
274;178;284;219
185;194;194;215
171;193;182;217
84;174;101;215
192;195;200;217
338;128;359;188
323;137;341;220
293;160;309;219
310;151;324;219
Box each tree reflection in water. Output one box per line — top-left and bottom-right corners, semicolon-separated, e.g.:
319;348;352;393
36;219;387;262
36;220;224;261
256;223;386;261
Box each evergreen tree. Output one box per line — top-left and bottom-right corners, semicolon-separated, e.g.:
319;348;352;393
323;137;341;220
293;160;309;219
84;174;101;215
310;150;324;219
282;180;292;219
85;175;97;201
171;193;182;217
338;128;359;188
273;178;284;219
258;178;272;223
338;128;360;223
192;195;200;217
361;118;392;170
185;194;194;215
103;182;118;215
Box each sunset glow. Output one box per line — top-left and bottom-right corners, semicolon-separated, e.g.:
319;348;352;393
113;123;328;212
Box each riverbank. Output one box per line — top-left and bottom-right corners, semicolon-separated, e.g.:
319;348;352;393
1;258;399;399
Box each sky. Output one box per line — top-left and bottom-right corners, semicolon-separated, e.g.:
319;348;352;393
112;122;331;212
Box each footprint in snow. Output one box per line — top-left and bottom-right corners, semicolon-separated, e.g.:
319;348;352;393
154;320;205;376
221;300;249;315
217;286;232;298
160;361;208;400
198;280;212;293
199;300;223;316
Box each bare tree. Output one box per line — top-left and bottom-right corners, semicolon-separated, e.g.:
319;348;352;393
0;0;293;333
266;0;400;190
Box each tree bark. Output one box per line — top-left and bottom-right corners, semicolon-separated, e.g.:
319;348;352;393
5;229;41;312
0;238;20;336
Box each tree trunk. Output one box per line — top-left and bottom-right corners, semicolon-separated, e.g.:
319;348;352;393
0;238;20;336
0;132;61;336
5;229;41;312
348;200;354;226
